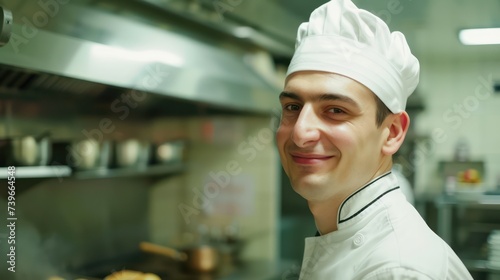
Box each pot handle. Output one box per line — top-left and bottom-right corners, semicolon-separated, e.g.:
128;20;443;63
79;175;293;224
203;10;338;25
139;242;188;261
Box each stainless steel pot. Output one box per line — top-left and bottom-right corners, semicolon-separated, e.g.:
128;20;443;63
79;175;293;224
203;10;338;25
154;140;185;164
68;139;111;170
10;133;51;166
115;139;150;168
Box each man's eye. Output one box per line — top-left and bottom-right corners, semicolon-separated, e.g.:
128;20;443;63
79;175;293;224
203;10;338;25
328;108;345;114
284;104;301;111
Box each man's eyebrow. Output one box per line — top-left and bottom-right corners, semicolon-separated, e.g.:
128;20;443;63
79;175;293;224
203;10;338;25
279;91;300;100
317;93;360;109
279;91;360;110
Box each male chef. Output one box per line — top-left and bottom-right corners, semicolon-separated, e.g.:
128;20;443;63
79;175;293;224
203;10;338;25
276;0;473;279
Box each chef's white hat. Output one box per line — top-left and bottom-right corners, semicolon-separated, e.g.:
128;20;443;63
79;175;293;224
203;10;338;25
286;0;420;113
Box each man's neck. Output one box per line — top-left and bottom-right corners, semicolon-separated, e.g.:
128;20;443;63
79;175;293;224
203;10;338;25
308;196;345;234
309;163;393;235
308;188;349;235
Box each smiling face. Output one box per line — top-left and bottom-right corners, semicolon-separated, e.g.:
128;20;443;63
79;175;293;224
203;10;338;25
276;71;394;203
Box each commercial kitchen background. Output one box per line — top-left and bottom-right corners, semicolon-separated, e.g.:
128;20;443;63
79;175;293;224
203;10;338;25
0;0;499;279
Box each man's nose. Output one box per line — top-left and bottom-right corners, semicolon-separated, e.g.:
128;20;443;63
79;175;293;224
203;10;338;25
292;106;321;147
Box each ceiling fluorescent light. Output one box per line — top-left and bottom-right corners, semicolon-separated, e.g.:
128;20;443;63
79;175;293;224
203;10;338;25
459;28;500;45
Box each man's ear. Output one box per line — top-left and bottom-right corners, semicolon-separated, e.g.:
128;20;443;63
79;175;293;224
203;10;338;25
382;111;410;156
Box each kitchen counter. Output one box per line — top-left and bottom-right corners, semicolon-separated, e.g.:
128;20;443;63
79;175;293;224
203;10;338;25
67;253;297;280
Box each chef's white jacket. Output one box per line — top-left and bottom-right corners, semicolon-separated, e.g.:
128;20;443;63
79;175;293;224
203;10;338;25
299;172;473;280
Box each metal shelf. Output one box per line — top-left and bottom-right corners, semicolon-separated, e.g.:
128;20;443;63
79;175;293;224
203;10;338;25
0;163;185;180
0;166;72;179
436;193;500;207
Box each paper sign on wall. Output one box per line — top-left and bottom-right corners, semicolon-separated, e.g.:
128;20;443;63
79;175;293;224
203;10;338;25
201;174;255;217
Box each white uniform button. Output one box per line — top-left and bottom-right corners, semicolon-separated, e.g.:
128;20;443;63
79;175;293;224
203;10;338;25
353;233;365;247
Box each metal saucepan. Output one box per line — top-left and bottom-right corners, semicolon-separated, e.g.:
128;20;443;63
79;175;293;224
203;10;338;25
153;140;185;164
114;139;150;168
67;139;112;170
139;241;219;273
10;132;51;166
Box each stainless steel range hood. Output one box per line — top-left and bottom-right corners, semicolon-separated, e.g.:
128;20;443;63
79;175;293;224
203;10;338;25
0;0;282;114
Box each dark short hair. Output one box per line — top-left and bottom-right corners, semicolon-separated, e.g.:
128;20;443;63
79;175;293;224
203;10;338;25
374;94;392;127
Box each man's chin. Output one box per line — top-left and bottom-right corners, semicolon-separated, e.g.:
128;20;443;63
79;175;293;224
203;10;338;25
291;179;330;200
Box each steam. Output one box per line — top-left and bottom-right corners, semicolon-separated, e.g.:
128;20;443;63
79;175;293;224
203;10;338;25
0;197;73;280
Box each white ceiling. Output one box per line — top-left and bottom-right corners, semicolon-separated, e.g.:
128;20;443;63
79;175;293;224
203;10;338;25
275;0;500;60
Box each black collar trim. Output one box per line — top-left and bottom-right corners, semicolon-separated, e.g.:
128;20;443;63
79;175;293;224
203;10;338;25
338;172;396;224
338;186;400;223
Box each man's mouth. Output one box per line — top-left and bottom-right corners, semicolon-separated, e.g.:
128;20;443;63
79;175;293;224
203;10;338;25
290;153;335;165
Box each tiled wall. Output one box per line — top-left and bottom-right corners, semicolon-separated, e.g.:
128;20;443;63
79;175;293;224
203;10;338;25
149;116;280;262
412;57;500;194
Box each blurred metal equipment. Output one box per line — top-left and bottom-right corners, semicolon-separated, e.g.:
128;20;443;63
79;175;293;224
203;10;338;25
0;1;279;114
0;6;12;46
